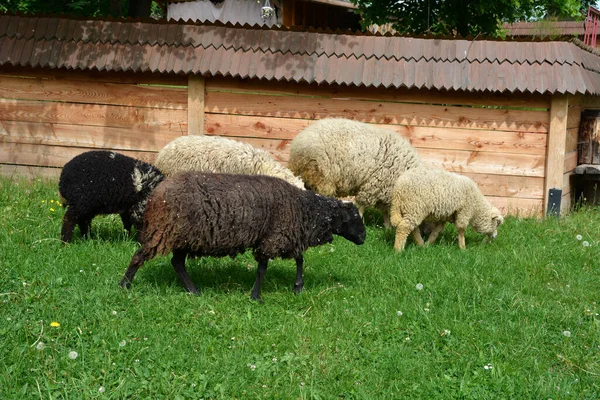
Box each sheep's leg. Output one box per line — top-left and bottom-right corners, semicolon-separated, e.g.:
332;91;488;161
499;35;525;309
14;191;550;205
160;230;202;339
79;217;92;239
426;222;446;245
293;256;304;294
411;228;425;246
120;213;133;233
457;228;466;249
171;249;199;295
250;258;269;303
60;207;78;243
120;248;148;289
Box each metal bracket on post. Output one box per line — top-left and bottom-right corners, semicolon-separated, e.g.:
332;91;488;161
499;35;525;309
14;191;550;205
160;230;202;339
546;188;562;217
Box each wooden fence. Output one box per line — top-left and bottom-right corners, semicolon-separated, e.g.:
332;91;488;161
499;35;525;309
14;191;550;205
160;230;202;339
0;68;584;216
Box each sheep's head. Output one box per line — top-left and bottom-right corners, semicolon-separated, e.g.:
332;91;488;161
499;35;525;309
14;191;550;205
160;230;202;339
473;206;504;239
331;200;366;245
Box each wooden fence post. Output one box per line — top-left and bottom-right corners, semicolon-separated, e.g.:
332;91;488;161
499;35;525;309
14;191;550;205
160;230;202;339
187;75;205;135
544;95;569;216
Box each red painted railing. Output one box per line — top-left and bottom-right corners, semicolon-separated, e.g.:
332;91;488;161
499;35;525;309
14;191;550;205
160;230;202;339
584;6;600;47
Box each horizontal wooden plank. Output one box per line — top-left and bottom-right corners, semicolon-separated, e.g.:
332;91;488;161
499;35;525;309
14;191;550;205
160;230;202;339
0;99;187;133
487;196;543;217
419;149;545;177
402;125;547;155
0;164;61;180
461;172;544;199
205;114;548;155
0;142;158;168
226;137;292;163
563;150;577;174
205;91;550;133
204;114;311;140
0;67;188;86
0;120;184;152
206;77;551;109
0;75;187;109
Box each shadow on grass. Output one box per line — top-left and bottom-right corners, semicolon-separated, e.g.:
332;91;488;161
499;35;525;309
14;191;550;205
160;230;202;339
133;254;339;297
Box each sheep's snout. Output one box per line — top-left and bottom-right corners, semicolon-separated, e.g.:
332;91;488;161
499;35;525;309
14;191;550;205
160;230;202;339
490;230;498;239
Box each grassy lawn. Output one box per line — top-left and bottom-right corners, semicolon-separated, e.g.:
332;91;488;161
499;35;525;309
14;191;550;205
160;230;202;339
1;176;599;399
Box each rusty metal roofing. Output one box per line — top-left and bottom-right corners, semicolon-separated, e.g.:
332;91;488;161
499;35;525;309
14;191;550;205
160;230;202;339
502;21;585;37
1;14;600;95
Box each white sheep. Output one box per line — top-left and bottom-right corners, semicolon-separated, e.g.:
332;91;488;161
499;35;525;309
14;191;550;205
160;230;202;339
155;135;305;189
288;118;422;227
390;166;504;251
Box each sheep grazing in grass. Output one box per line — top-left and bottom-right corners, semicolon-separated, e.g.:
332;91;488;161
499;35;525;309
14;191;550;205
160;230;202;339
288;118;423;227
120;172;366;302
154;135;305;189
390;167;504;251
58;151;164;243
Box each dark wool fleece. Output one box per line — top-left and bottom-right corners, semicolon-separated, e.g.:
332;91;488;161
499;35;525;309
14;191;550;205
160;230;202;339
140;172;365;260
59;151;163;242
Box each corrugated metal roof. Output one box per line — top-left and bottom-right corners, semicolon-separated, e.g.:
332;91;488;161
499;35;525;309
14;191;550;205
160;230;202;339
1;14;600;95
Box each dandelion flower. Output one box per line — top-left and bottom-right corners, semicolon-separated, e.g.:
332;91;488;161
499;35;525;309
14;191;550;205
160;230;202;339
583;241;590;247
416;283;424;291
35;341;46;350
68;351;78;360
50;321;60;327
50;199;54;203
50;208;55;212
396;310;403;317
576;234;583;241
98;386;105;393
563;330;571;338
119;340;126;347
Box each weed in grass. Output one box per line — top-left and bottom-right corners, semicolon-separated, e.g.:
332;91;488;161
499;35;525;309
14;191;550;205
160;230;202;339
1;177;600;398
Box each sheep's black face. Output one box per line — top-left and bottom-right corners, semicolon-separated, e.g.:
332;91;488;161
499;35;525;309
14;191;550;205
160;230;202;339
335;202;366;245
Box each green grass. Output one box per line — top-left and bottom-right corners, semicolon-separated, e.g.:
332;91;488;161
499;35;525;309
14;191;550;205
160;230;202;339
1;176;600;399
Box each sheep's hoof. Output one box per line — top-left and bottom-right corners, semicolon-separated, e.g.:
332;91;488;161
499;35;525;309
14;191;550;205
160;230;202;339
250;294;263;304
293;284;304;294
119;279;132;289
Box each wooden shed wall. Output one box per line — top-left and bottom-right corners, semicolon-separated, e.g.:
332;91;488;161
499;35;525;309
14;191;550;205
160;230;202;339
0;69;552;216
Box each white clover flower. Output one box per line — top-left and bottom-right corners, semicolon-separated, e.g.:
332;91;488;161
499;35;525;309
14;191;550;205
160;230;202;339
416;283;424;291
396;310;403;317
111;310;118;315
68;350;78;360
119;340;126;347
440;329;451;337
405;337;411;342
583;241;590;247
272;357;277;362
35;341;46;351
98;386;105;394
576;234;583;241
248;363;256;371
563;330;571;338
483;364;493;370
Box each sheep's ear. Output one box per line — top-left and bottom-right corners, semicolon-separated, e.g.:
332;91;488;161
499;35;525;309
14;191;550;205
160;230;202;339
493;215;504;227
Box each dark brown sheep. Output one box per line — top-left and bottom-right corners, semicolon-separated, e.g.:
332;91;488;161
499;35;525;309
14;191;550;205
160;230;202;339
120;172;366;302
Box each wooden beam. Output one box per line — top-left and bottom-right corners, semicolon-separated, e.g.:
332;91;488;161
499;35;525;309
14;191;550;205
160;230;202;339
187;75;205;135
544;95;569;215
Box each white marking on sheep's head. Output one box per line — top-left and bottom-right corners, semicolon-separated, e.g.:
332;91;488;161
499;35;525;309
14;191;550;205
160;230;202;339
109;152;116;159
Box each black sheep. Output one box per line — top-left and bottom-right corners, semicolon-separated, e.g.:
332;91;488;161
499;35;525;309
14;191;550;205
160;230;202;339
120;172;366;302
59;151;164;242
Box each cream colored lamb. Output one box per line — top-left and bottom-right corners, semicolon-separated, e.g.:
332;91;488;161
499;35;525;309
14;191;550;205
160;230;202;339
390;167;504;251
155;135;305;189
288;118;423;227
